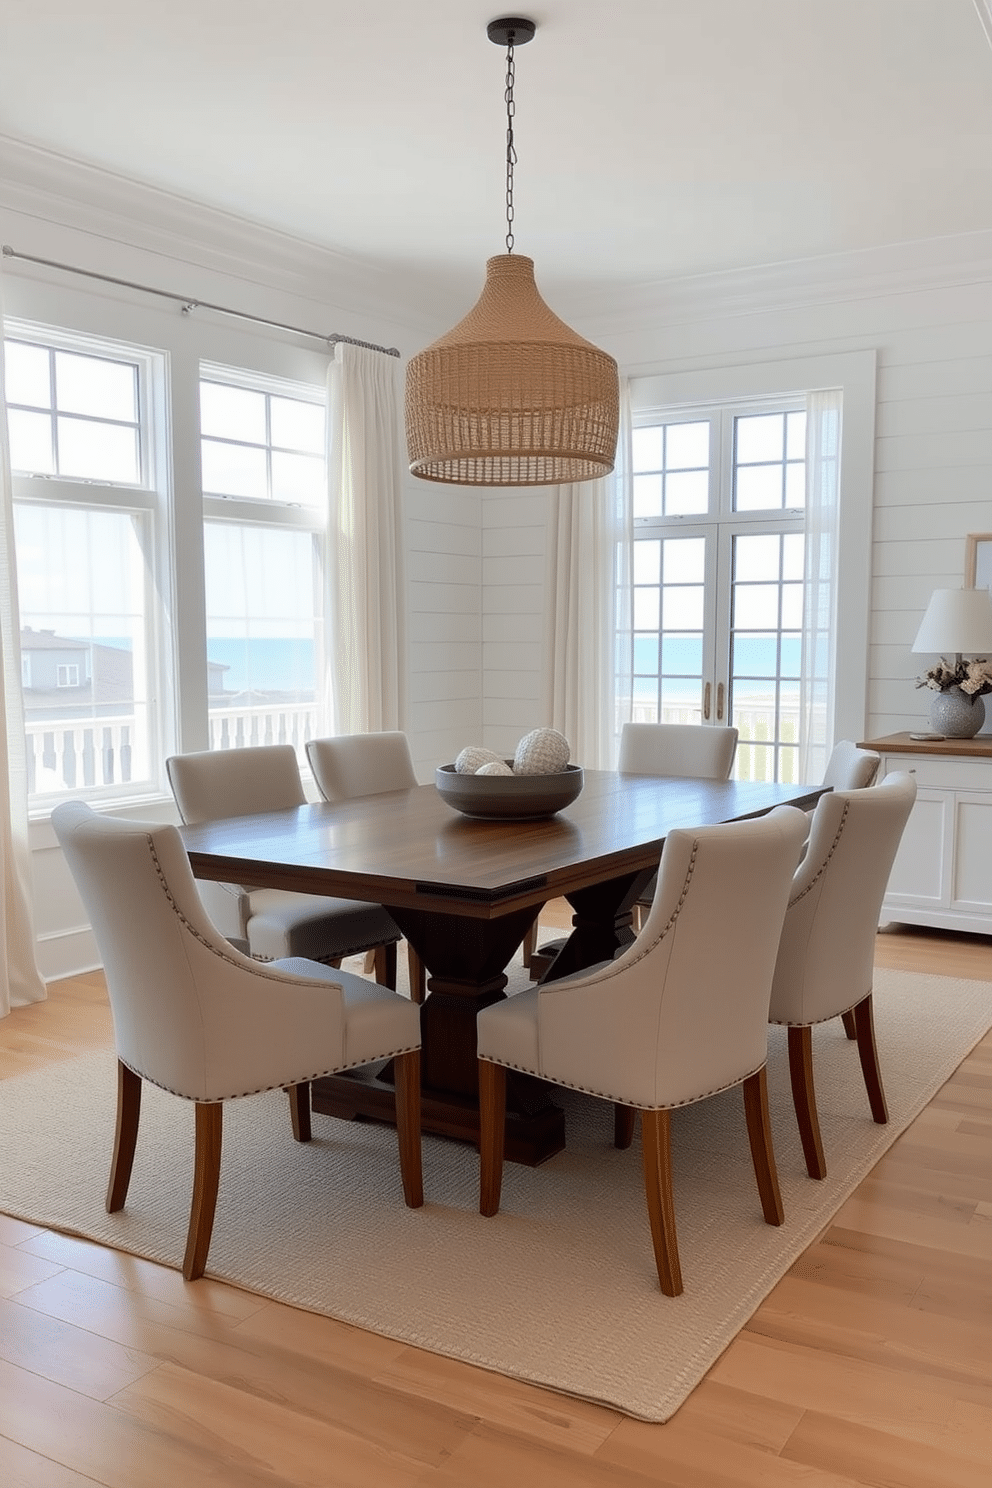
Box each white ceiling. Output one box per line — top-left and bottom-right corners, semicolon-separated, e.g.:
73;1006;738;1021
2;0;992;307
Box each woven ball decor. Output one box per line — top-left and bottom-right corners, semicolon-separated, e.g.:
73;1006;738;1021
512;727;571;776
455;746;505;775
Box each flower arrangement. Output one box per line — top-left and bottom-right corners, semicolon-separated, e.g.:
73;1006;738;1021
916;656;992;696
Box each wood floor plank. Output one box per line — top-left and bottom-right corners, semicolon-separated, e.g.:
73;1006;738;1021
372;1346;621;1456
781;1407;992;1488
0;1355;306;1488
16;1268;479;1468
0;1240;64;1299
0;1433;105;1488
0;1295;160;1400
111;1360;447;1488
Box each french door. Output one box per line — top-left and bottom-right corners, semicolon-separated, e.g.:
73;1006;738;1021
631;403;806;783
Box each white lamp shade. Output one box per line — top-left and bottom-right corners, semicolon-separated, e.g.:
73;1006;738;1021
912;588;992;654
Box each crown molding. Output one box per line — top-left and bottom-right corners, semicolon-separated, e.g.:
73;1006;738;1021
0;135;443;340
560;230;992;339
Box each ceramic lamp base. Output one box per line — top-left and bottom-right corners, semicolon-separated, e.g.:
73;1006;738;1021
929;686;986;739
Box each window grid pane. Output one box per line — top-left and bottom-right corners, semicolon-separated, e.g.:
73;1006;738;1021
200;379;326;506
631;535;705;724
730;531;804;784
733;411;806;513
632;419;710;518
5;342;142;485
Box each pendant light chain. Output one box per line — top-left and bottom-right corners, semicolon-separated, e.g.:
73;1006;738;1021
504;39;517;253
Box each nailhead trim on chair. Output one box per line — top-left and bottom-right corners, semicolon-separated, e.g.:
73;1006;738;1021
129;834;420;1100
787;800;849;908
770;991;871;1029
539;842;699;996
480;1053;768;1112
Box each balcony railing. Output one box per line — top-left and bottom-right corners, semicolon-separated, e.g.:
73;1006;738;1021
26;700;320;798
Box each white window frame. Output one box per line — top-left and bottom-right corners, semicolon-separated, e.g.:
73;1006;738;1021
6;318;174;812
630;351;877;749
198;361;330;759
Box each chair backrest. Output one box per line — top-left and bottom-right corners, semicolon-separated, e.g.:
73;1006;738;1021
51;801;345;1099
618;722;739;780
166;744;306;825
306;732;417;801
821;739;880;792
536;806;808;1109
769;772;917;1026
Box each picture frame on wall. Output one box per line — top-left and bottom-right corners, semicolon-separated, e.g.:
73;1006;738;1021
965;533;992;591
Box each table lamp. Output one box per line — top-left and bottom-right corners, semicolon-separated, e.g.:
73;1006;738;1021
912;587;992;737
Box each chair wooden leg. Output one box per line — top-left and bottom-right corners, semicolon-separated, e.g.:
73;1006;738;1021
479;1059;507;1217
183;1103;223;1282
106;1059;141;1213
840;1009;857;1040
522;922;537;971
742;1068;784;1226
788;1025;827;1180
641;1109;682;1296
288;1081;311;1142
406;943;426;1004
392;1049;423;1209
614;1102;637;1149
853;993;888;1124
373;941;398;990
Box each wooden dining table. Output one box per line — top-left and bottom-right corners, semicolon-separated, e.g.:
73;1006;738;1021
180;769;824;1164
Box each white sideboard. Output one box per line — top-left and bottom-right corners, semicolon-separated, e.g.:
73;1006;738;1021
859;733;992;935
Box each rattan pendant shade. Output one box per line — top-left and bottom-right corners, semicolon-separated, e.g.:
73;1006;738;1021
406;254;619;486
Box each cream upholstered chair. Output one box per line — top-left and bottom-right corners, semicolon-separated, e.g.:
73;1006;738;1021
526;721;741;970
166;745;402;986
305;732;426;1004
618;721;739;934
51;801;422;1281
821;739;880;792
618;721;739;779
477;806;808;1296
769;772;917;1180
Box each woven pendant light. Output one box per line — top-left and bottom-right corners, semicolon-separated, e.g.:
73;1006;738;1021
405;18;619;487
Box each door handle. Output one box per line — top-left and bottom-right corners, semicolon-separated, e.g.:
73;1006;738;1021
717;682;725;721
703;682;711;721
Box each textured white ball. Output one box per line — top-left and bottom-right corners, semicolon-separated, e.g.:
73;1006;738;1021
513;727;571;776
455;746;504;774
475;760;514;777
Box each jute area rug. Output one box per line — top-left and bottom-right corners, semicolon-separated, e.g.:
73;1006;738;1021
0;964;989;1422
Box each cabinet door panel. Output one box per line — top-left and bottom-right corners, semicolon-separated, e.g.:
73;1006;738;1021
952;794;992;913
885;790;950;908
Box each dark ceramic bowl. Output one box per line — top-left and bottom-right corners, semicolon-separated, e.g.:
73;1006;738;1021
435;762;584;820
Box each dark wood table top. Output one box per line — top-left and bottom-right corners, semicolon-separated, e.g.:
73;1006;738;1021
181;770;824;922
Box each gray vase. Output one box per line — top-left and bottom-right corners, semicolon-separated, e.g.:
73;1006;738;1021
928;685;986;739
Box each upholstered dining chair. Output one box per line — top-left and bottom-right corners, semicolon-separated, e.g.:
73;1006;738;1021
821;739;880;792
477;805;808;1295
166;744;403;986
51;801;423;1281
305;732;426;1004
768;771;917;1180
619;721;740;935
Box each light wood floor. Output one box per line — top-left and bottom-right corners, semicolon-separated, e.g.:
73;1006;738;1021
1;918;990;1487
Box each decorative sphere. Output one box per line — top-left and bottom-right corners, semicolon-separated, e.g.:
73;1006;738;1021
513;727;571;776
475;760;514;776
455;746;504;774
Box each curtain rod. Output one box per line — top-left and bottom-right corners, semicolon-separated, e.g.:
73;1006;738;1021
1;245;401;357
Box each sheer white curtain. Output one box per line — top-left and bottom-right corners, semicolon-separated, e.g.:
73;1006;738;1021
543;381;633;769
325;343;406;735
0;271;46;1015
799;387;842;782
